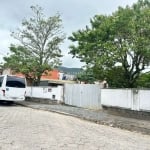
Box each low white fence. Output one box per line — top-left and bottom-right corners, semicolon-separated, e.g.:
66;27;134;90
138;90;150;111
26;86;63;102
26;85;150;112
64;84;101;109
101;89;150;112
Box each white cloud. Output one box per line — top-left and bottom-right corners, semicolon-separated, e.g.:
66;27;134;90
0;30;11;56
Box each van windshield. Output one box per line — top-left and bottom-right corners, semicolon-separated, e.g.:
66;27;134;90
6;76;25;88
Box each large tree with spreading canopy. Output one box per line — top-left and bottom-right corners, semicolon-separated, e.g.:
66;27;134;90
4;5;65;85
69;0;150;87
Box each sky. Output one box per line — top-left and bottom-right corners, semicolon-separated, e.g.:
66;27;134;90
0;0;138;68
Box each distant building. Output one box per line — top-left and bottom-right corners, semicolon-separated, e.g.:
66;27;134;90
1;66;82;83
41;70;59;80
94;80;108;88
57;66;82;81
2;68;13;75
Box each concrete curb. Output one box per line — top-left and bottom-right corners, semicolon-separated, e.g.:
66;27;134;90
17;102;80;118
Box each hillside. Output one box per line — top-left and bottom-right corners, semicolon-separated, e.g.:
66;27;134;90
57;66;82;75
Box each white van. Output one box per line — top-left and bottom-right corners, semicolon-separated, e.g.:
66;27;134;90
0;75;26;102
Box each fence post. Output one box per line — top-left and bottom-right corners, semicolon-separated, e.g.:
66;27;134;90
132;89;140;111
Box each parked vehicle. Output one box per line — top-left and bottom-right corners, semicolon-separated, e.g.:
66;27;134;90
0;75;26;103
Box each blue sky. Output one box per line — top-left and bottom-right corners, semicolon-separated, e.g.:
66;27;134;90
0;0;138;68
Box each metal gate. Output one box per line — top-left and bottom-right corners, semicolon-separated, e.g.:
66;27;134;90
64;84;101;109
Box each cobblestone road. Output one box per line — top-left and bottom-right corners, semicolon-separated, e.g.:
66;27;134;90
0;105;150;150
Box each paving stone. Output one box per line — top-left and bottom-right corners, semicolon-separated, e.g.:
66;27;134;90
0;103;150;149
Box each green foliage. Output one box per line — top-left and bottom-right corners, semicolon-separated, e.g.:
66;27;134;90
69;0;150;88
4;5;65;85
136;72;150;88
4;45;49;84
76;69;96;84
104;67;127;88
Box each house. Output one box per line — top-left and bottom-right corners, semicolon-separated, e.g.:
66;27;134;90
41;70;59;80
1;67;79;86
57;66;82;80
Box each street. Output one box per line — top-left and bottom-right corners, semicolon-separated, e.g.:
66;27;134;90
0;104;150;150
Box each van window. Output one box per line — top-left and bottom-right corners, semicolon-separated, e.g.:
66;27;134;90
6;76;25;88
0;76;4;87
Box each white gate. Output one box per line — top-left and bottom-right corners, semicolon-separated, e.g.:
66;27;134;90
64;84;101;109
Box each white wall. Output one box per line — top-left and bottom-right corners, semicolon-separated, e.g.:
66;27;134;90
26;86;63;102
26;86;150;112
101;89;132;109
101;89;150;112
139;90;150;111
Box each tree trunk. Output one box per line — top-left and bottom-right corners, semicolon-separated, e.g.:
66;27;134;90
36;75;41;86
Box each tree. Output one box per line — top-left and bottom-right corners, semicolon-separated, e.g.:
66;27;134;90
4;45;42;84
76;69;96;84
4;5;65;85
69;0;150;88
105;67;127;88
136;72;150;88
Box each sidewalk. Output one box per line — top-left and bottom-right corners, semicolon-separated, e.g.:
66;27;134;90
17;101;150;135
